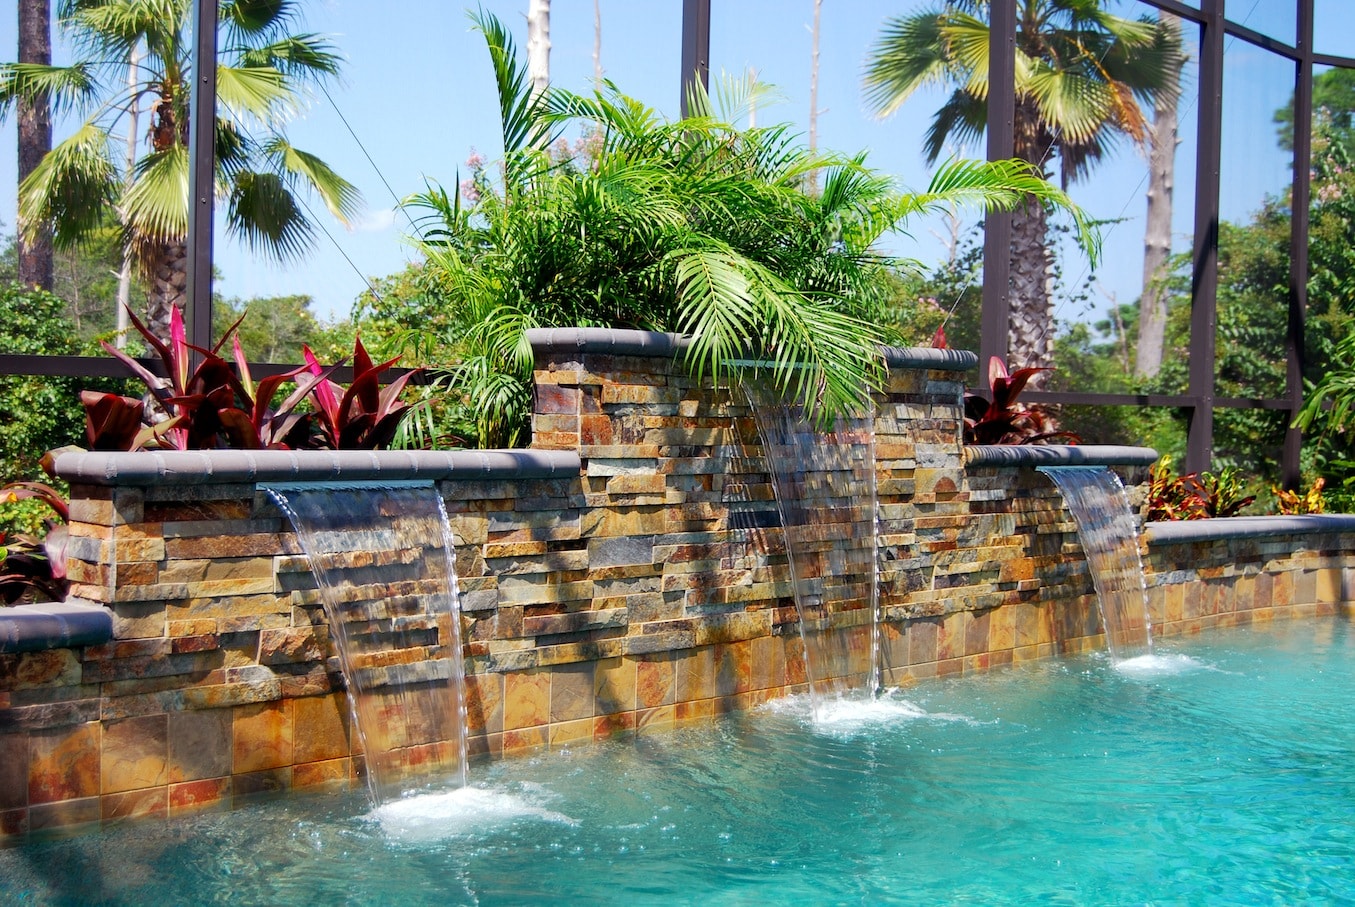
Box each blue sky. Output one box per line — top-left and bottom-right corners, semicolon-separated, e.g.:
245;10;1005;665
0;0;1331;329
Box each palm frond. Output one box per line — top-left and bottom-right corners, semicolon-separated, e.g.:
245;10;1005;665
234;34;343;82
18;121;119;247
0;62;101;120
224;168;313;260
122;143;189;245
216;63;291;123
266;137;363;224
470;8;557;156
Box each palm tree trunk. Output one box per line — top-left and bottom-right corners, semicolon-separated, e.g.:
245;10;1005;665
527;0;551;102
1136;11;1182;380
17;0;53;291
807;0;823;194
1008;194;1054;371
146;239;188;342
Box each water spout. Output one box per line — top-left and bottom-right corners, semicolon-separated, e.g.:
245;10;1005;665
744;384;881;718
265;481;469;804
1038;466;1153;660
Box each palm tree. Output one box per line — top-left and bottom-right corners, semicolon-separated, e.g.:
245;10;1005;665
402;10;1096;446
0;0;360;341
864;0;1181;370
16;0;53;291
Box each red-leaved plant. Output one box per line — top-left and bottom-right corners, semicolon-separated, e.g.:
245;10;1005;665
81;307;418;452
963;357;1079;446
0;479;69;604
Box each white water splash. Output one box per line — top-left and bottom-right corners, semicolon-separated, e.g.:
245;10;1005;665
764;690;974;735
367;786;578;842
1114;653;1209;678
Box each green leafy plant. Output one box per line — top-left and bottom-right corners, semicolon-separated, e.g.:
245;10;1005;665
963;357;1078;445
0;480;68;604
1193;466;1257;518
402;10;1098;446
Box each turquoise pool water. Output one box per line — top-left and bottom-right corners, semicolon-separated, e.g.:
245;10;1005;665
5;618;1352;905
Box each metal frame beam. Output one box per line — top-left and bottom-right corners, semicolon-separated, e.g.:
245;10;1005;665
679;0;711;118
185;0;217;355
1184;0;1226;474
979;0;1016;379
1283;0;1315;488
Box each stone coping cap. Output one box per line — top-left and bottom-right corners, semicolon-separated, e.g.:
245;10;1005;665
527;328;689;358
0;599;113;654
52;449;581;487
1145;513;1355;544
881;346;977;372
527;328;976;373
965;444;1160;468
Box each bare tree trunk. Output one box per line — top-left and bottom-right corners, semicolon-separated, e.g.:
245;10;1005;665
807;0;823;194
17;0;53;290
1136;11;1182;379
527;0;551;103
592;0;602;83
146;239;188;343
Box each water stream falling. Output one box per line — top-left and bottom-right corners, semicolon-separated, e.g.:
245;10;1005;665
744;384;881;718
264;481;469;804
1038;466;1153;660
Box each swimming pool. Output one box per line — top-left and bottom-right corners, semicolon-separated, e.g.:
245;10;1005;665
5;618;1351;905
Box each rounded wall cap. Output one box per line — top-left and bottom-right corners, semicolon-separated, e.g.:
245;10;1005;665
881;346;978;373
527;328;687;359
1145;513;1355;544
964;444;1160;468
52;448;582;487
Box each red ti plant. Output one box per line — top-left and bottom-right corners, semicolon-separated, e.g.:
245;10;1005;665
964;357;1079;445
0;479;69;604
84;306;327;450
302;337;422;450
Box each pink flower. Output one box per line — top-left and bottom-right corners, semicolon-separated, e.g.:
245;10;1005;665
460;178;481;203
465;150;486;171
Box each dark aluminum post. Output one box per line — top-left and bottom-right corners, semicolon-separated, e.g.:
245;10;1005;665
1282;0;1314;489
1185;0;1225;474
680;0;711;118
979;0;1016;378
186;0;217;354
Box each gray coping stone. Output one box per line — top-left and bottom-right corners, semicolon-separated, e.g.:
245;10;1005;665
52;449;582;487
527;328;689;358
527;328;977;374
0;598;113;653
1145;513;1355;544
881;346;977;373
965;444;1160;468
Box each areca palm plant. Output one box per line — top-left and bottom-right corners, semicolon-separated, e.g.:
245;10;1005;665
864;0;1181;371
0;0;360;341
404;10;1097;447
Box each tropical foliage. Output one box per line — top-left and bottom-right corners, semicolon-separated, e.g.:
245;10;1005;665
863;0;1182;371
0;0;361;340
0;479;69;604
401;10;1097;447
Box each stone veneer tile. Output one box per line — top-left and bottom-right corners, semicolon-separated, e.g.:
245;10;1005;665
713;642;751;697
548;718;593;747
937;613;965;660
593;657;636;716
964;611;991;657
293;758;351;789
503;671;550;730
502;726;547;755
636;705;675;734
593;711;636;740
550;664;594;723
293;694;350;764
636;654;674;708
169;708;232;782
29;723;100;804
29;796;100;832
232;767;292;802
0;733;30;810
101;787;167;822
232;701;293;774
908;619;939;665
675;646;716;703
169;777;230;815
101;714;168;794
465;673;504;735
